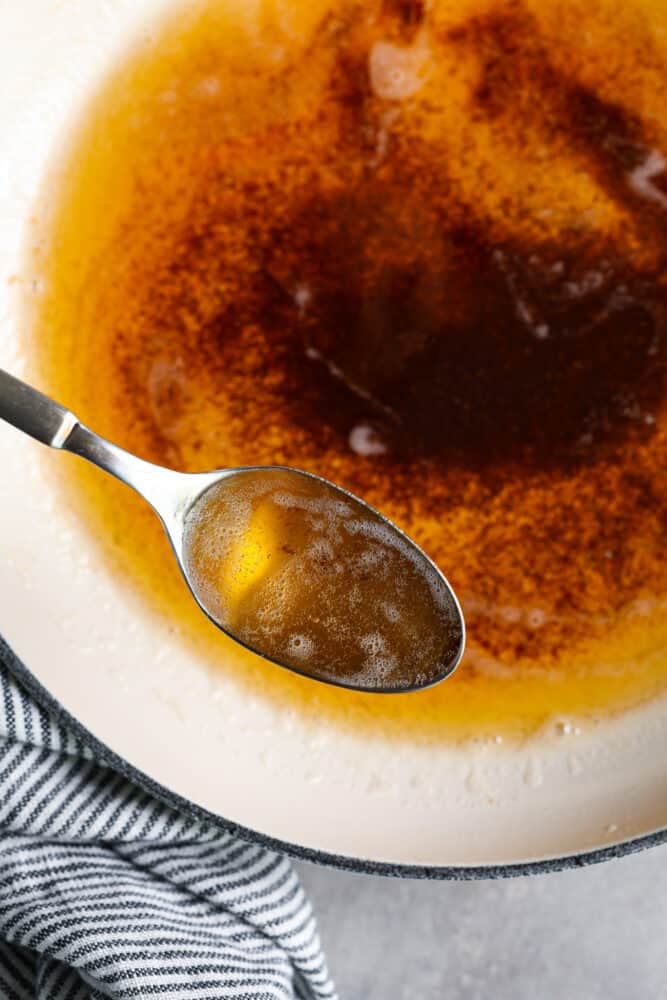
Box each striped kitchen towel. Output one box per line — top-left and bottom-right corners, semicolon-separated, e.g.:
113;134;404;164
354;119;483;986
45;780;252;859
0;638;337;1000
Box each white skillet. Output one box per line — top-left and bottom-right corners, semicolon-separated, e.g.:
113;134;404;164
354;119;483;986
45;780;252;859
2;0;667;875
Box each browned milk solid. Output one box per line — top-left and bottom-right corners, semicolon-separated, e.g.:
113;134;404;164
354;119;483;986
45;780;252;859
29;0;667;740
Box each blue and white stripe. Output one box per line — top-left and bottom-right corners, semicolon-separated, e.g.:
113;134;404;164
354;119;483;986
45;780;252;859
0;641;336;999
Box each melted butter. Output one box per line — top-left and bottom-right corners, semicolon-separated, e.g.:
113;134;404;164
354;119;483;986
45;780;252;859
183;468;462;689
26;0;667;741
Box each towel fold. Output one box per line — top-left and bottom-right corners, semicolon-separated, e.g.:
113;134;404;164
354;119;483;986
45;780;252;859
0;637;336;1000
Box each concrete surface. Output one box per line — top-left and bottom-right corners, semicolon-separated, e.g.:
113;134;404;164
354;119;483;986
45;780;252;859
298;845;667;999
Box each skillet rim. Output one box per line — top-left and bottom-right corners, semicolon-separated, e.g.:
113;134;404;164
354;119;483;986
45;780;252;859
2;632;665;880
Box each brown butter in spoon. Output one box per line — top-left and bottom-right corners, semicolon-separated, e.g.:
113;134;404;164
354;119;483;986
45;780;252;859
183;468;463;691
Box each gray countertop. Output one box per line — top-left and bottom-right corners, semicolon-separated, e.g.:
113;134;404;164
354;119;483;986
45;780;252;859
298;845;667;999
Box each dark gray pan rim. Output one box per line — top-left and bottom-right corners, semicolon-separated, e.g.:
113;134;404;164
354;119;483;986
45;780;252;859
2;632;665;880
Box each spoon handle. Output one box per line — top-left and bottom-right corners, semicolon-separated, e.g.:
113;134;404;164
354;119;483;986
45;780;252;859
0;367;185;519
0;367;78;448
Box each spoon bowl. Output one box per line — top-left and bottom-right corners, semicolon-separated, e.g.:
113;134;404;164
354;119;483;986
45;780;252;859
0;368;465;692
180;466;465;692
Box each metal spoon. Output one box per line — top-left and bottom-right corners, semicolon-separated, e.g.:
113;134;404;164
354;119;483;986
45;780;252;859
0;368;465;692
